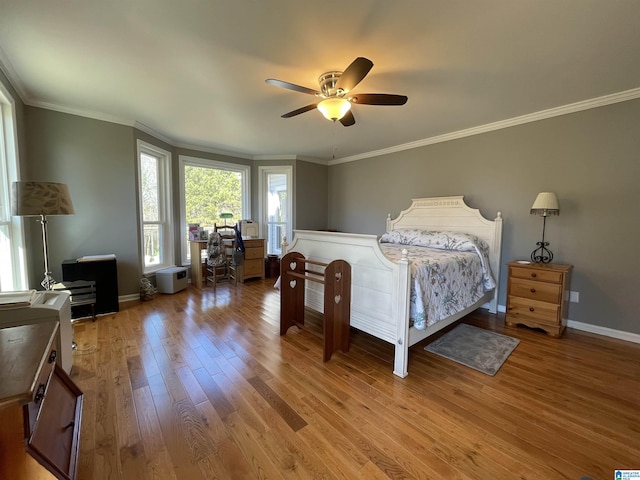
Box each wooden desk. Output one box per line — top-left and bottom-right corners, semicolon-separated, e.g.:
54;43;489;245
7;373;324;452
189;240;208;289
192;237;266;287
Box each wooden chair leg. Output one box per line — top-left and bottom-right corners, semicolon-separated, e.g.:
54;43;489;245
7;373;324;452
203;260;208;286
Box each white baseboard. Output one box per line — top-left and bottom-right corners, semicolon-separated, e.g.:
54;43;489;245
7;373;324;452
496;303;640;344
566;319;640;344
119;294;140;303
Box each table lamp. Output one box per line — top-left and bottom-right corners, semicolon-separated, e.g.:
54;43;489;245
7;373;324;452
530;192;559;264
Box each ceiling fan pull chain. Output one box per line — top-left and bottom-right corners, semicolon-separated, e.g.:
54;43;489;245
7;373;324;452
332;120;338;160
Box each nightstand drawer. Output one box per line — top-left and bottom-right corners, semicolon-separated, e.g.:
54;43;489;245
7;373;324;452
244;247;263;260
510;266;563;284
507;297;560;326
242;239;264;249
243;259;263;276
509;278;562;304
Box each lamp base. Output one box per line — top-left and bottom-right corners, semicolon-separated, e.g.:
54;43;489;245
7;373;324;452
531;241;553;264
41;272;57;291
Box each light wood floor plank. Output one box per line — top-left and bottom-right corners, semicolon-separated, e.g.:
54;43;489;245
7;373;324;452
146;374;206;479
132;386;178;480
69;279;640;479
194;401;264;479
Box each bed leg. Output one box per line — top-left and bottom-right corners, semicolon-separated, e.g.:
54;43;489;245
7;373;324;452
393;345;409;378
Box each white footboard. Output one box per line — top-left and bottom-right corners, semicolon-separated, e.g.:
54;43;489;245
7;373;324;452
285;196;503;378
286;230;413;377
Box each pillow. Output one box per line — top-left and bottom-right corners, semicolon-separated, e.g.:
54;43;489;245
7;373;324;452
380;229;487;251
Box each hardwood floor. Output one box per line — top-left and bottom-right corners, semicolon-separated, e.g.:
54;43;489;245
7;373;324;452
70;279;640;479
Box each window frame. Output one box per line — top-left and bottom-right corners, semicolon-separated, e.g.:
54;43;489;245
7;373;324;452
258;165;293;256
178;155;250;266
0;82;26;291
136;140;174;274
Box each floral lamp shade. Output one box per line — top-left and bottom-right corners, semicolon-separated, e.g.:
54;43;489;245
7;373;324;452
12;181;75;216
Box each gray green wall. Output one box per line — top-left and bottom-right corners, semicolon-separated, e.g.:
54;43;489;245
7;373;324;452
24;107;140;296
12;98;328;298
6;66;637;336
328;99;640;335
295;161;328;230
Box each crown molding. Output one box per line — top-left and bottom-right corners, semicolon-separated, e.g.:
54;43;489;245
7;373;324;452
134;121;178;146
28;99;136;126
295;156;329;165
3;45;638;167
253;154;298;161
329;87;640;166
172;140;253;160
0;46;29;101
252;154;328;165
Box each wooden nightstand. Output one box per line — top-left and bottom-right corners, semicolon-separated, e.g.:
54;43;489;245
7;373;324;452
505;261;573;337
237;238;265;282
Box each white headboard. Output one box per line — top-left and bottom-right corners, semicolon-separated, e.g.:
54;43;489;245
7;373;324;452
387;196;503;312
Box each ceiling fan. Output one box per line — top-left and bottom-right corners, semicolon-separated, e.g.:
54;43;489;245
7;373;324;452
266;57;408;127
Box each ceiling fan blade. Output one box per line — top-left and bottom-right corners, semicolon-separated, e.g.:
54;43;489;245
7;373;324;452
281;103;319;118
266;78;320;96
336;57;374;92
349;93;408;106
339;110;355;127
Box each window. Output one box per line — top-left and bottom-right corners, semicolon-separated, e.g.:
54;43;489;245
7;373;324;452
137;141;173;273
179;156;250;265
0;83;26;291
259;166;292;255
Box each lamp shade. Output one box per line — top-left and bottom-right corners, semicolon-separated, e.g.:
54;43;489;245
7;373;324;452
530;192;559;216
12;181;75;216
317;98;351;121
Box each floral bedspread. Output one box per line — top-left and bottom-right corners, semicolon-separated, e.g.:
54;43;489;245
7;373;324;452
379;230;496;330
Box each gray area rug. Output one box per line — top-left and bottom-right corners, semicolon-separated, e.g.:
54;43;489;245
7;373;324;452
424;323;519;376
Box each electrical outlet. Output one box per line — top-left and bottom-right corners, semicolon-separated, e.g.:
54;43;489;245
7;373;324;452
569;291;580;303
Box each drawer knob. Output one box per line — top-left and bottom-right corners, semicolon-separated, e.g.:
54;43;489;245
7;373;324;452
64;421;75;430
48;350;57;364
529;307;535;312
530;288;536;293
531;273;537;278
35;383;46;404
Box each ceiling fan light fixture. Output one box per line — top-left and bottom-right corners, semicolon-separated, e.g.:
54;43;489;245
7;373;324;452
317;98;351;121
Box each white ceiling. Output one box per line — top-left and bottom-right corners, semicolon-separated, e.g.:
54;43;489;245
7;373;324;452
1;0;640;162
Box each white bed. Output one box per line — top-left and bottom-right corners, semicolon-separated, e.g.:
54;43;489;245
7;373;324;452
284;196;503;377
